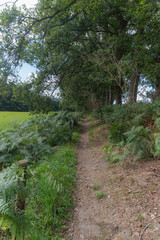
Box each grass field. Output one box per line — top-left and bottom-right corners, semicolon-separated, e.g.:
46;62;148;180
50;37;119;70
0;112;31;129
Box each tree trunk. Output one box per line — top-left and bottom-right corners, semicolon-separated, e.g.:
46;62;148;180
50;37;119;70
108;86;114;105
115;86;122;105
105;87;114;105
105;92;109;105
128;67;139;103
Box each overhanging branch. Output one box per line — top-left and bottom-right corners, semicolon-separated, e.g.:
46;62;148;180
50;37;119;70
0;0;18;7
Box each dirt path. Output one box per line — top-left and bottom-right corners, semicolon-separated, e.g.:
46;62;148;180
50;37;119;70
66;119;109;240
65;119;160;240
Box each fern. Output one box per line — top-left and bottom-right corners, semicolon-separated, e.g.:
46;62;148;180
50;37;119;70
155;118;160;129
0;164;26;240
103;142;127;163
151;99;160;116
0;111;82;240
25;145;77;239
0;112;82;168
124;126;154;161
131;113;147;126
108;122;130;143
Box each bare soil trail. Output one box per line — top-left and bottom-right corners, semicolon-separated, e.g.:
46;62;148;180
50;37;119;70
65;119;160;240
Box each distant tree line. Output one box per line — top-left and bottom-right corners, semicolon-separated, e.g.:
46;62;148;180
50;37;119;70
0;82;28;111
0;82;59;112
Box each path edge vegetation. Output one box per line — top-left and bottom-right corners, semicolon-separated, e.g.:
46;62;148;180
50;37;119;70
91;101;160;164
0;0;160;239
0;112;82;240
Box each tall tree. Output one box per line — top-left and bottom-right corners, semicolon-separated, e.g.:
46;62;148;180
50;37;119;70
0;0;160;111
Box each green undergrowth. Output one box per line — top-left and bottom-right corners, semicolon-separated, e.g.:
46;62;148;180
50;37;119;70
88;129;93;138
93;100;160;163
0;144;77;240
0;111;81;169
71;131;81;143
86;115;94;122
26;144;77;240
0;111;82;240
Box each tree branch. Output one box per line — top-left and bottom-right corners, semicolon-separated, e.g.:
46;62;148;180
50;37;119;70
0;0;18;7
16;0;78;57
26;0;78;25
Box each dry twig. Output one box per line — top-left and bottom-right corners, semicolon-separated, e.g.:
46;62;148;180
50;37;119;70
139;216;160;240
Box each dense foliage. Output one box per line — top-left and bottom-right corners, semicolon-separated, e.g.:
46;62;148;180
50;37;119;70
0;146;77;240
0;82;60;113
0;0;160;111
0;111;81;168
94;100;160;162
0;82;28;111
0;0;160;237
0;111;82;239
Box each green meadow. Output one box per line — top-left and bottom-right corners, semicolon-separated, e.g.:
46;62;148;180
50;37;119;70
0;112;31;129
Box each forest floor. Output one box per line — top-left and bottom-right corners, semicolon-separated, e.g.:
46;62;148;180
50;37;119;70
64;119;160;240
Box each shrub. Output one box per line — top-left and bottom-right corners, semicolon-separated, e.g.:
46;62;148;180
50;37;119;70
103;142;126;163
151;99;160;116
26;145;76;240
0;145;77;240
153;118;160;157
71;131;80;143
95;103;160;162
124;126;154;161
108;122;130;143
0;112;82;168
0;164;26;240
0;111;82;239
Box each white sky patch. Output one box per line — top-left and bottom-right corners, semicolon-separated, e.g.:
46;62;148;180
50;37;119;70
18;63;36;81
0;0;38;9
16;0;38;8
137;85;153;102
28;72;36;78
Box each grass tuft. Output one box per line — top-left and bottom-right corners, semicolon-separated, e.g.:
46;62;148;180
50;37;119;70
96;191;106;199
92;184;101;191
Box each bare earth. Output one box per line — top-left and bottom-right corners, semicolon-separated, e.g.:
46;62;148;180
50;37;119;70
64;119;160;240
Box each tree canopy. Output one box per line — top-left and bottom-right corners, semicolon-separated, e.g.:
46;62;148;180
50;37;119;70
0;0;160;111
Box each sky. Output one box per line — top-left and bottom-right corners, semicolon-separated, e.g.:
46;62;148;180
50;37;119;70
1;0;59;98
17;0;38;80
0;0;38;9
16;0;38;8
18;63;37;80
0;0;38;80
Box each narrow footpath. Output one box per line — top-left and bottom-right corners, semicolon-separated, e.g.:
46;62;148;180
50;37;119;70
66;119;110;240
65;119;160;240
